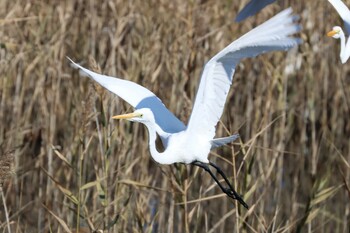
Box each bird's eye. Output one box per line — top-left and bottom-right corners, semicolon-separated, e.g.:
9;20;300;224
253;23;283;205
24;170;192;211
140;114;143;117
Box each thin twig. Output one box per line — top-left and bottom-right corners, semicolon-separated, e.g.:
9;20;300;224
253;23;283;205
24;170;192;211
0;186;11;233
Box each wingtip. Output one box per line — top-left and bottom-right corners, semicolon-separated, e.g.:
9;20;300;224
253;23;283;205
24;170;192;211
66;56;92;80
66;56;81;70
235;17;243;23
291;14;300;22
66;56;73;63
283;7;293;15
296;38;303;45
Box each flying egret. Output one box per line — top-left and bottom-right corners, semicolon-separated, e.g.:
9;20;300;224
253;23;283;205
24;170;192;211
327;0;350;63
69;8;301;209
235;0;276;22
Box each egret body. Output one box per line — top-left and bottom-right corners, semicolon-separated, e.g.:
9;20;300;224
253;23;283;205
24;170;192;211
69;8;301;208
327;0;350;63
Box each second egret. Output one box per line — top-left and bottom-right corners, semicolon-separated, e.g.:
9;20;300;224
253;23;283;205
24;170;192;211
235;0;277;22
327;0;350;63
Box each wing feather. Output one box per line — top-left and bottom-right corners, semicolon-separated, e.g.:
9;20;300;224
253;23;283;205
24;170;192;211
187;8;301;141
68;58;186;134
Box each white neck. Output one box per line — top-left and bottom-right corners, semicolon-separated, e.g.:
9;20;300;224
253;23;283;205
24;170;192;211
144;123;176;165
339;32;350;64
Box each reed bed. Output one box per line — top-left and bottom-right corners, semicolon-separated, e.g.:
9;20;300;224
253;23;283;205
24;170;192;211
0;0;349;232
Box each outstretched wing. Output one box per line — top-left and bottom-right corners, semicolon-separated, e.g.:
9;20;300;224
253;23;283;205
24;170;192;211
235;0;276;22
68;58;186;134
328;0;350;35
187;8;301;141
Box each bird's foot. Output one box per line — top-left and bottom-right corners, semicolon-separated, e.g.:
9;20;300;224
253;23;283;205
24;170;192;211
224;188;237;199
224;188;249;209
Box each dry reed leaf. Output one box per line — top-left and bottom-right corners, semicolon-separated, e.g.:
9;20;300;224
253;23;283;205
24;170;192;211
336;150;350;168
244;203;256;217
80;136;94;162
80;175;107;191
207;208;236;233
80;180;99;190
151;62;163;83
105;157;110;174
340;172;350;199
57;184;79;205
42;204;73;233
51;145;71;167
326;137;350;168
0;16;38;25
188;205;197;221
118;179;166;192
176;193;226;205
41;167;79;205
96;181;107;206
80;178;107;206
3;0;350;231
311;185;342;207
244;178;258;201
305;208;320;224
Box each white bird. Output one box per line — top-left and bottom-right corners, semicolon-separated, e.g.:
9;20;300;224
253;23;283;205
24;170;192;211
235;0;277;22
327;0;350;63
69;8;301;208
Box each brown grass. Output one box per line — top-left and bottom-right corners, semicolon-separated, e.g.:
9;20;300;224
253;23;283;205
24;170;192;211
1;0;350;232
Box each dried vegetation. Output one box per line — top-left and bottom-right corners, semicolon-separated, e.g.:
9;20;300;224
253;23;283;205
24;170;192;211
0;0;350;232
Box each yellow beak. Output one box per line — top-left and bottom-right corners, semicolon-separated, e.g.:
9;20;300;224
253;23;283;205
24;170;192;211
327;30;337;37
112;112;141;120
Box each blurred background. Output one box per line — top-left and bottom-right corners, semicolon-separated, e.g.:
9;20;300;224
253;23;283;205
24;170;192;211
0;0;349;232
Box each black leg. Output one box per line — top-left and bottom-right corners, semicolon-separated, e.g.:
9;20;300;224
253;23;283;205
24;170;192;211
192;161;248;209
192;161;230;194
208;162;248;209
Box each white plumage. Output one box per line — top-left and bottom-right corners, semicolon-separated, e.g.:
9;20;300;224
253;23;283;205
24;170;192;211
69;8;301;165
69;8;301;207
327;0;350;63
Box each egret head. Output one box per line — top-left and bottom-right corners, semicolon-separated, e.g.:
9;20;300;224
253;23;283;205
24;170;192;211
112;108;155;124
327;26;342;39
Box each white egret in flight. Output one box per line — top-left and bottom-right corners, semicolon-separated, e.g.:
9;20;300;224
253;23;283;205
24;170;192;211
327;0;350;63
235;0;277;22
69;8;301;209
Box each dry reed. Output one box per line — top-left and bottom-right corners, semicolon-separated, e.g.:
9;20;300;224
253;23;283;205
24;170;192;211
0;0;349;232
